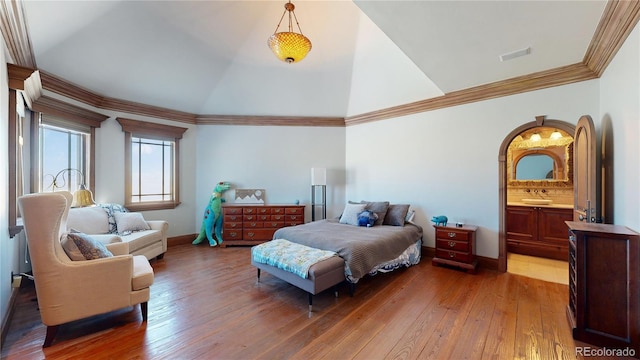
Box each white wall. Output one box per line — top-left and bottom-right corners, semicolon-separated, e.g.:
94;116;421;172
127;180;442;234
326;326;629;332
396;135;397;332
1;36;14;336
598;22;640;230
346;80;599;259
194;125;346;227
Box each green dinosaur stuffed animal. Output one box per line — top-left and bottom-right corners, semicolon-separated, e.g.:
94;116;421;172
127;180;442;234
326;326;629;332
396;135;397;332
193;181;231;247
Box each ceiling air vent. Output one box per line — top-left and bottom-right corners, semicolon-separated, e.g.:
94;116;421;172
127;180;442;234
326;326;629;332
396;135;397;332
499;46;531;62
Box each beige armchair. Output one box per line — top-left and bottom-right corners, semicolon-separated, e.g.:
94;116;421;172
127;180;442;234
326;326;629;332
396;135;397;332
18;191;154;348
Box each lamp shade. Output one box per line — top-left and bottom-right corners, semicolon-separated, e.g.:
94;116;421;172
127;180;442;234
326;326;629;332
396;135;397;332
268;32;312;63
311;168;326;186
71;185;97;208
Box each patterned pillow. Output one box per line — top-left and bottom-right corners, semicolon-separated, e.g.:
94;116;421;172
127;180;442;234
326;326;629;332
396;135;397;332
98;203;129;234
61;231;113;260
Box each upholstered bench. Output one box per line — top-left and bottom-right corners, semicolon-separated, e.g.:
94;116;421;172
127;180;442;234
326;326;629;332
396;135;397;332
251;239;345;311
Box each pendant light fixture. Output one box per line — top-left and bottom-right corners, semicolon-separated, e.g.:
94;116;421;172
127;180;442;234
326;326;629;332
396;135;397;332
267;1;312;64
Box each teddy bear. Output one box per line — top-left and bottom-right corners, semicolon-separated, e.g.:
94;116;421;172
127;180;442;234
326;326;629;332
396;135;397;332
357;210;378;227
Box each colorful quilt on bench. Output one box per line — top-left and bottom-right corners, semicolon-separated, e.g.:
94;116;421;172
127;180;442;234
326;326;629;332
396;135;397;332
251;239;338;279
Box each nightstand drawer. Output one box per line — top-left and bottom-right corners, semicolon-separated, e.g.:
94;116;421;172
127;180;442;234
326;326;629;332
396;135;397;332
436;229;471;242
436;249;473;263
436;239;470;252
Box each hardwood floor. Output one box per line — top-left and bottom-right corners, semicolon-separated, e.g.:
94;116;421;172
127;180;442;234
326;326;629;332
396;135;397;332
1;244;588;359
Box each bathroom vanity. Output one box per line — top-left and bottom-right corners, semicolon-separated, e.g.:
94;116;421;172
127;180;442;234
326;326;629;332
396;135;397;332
506;203;573;260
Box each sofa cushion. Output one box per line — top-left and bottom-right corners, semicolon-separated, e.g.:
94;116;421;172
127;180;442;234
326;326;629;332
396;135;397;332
61;231;114;260
114;212;150;234
67;207;110;234
124;230;162;253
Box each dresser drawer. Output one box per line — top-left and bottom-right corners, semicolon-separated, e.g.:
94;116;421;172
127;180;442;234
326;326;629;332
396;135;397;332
436;249;473;263
286;214;303;222
224;229;243;240
436;229;471;242
264;221;284;228
285;207;303;215
223;221;242;230
223;207;243;215
271;208;285;215
257;214;270;221
224;214;242;222
436;239;470;252
244;229;276;241
271;214;285;221
244;214;258;221
243;207;257;215
244;221;264;229
256;207;270;215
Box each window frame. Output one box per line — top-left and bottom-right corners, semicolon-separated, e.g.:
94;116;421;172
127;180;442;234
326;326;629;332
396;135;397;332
117;117;187;211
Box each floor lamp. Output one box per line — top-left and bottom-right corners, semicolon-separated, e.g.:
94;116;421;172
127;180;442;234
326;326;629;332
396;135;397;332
311;168;326;221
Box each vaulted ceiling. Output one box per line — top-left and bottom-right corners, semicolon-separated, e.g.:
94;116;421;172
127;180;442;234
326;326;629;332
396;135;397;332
4;1;637;124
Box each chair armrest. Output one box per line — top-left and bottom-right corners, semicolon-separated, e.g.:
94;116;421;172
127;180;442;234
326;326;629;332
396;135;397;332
106;242;129;256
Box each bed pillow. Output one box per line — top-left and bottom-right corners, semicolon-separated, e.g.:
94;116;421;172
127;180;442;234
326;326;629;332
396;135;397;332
61;231;113;260
114;212;150;234
339;203;367;226
360;200;390;226
405;209;416;223
383;204;410;226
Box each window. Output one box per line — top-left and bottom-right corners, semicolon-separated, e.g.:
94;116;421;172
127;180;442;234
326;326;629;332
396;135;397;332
117;117;188;211
38;122;90;192
131;137;174;203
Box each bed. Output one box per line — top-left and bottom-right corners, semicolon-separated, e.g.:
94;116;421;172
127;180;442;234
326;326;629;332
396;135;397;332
273;218;423;284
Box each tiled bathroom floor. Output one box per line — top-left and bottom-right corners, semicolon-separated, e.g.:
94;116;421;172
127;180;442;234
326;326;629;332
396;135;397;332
507;253;569;285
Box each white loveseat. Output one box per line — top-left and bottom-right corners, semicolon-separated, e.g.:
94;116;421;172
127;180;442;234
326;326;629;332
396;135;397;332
67;204;168;260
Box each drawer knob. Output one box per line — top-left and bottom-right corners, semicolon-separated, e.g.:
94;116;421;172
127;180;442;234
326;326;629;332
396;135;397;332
447;232;456;238
230;232;237;236
448;241;456;248
449;252;455;258
247;232;255;238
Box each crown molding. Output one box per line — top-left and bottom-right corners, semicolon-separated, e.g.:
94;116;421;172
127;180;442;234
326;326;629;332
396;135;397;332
0;0;36;67
345;63;598;126
583;0;640;77
9;0;637;128
40;71;197;124
196;115;345;127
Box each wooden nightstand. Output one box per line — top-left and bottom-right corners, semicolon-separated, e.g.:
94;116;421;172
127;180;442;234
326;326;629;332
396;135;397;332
431;224;478;273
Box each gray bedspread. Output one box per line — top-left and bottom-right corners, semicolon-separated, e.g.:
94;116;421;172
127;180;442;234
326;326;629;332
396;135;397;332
273;219;423;281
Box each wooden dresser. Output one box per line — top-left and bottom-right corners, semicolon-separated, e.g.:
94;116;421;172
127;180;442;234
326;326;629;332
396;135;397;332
432;224;478;273
221;204;305;247
566;221;640;354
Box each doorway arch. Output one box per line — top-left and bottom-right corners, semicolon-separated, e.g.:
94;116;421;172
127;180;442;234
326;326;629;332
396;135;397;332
497;115;575;272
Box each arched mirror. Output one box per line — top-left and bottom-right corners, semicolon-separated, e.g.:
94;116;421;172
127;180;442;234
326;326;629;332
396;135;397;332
507;127;573;186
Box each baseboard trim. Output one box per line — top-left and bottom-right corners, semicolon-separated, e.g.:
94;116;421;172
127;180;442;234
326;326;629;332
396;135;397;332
1;286;20;348
168;234;197;247
422;246;499;272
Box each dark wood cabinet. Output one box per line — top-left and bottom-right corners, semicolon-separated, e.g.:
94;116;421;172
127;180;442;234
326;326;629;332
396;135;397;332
432;224;478;273
566;221;640;354
507;205;572;260
221;204;305;247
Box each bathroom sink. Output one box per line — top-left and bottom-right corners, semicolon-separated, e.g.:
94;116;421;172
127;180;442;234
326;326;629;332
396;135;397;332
521;198;553;205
